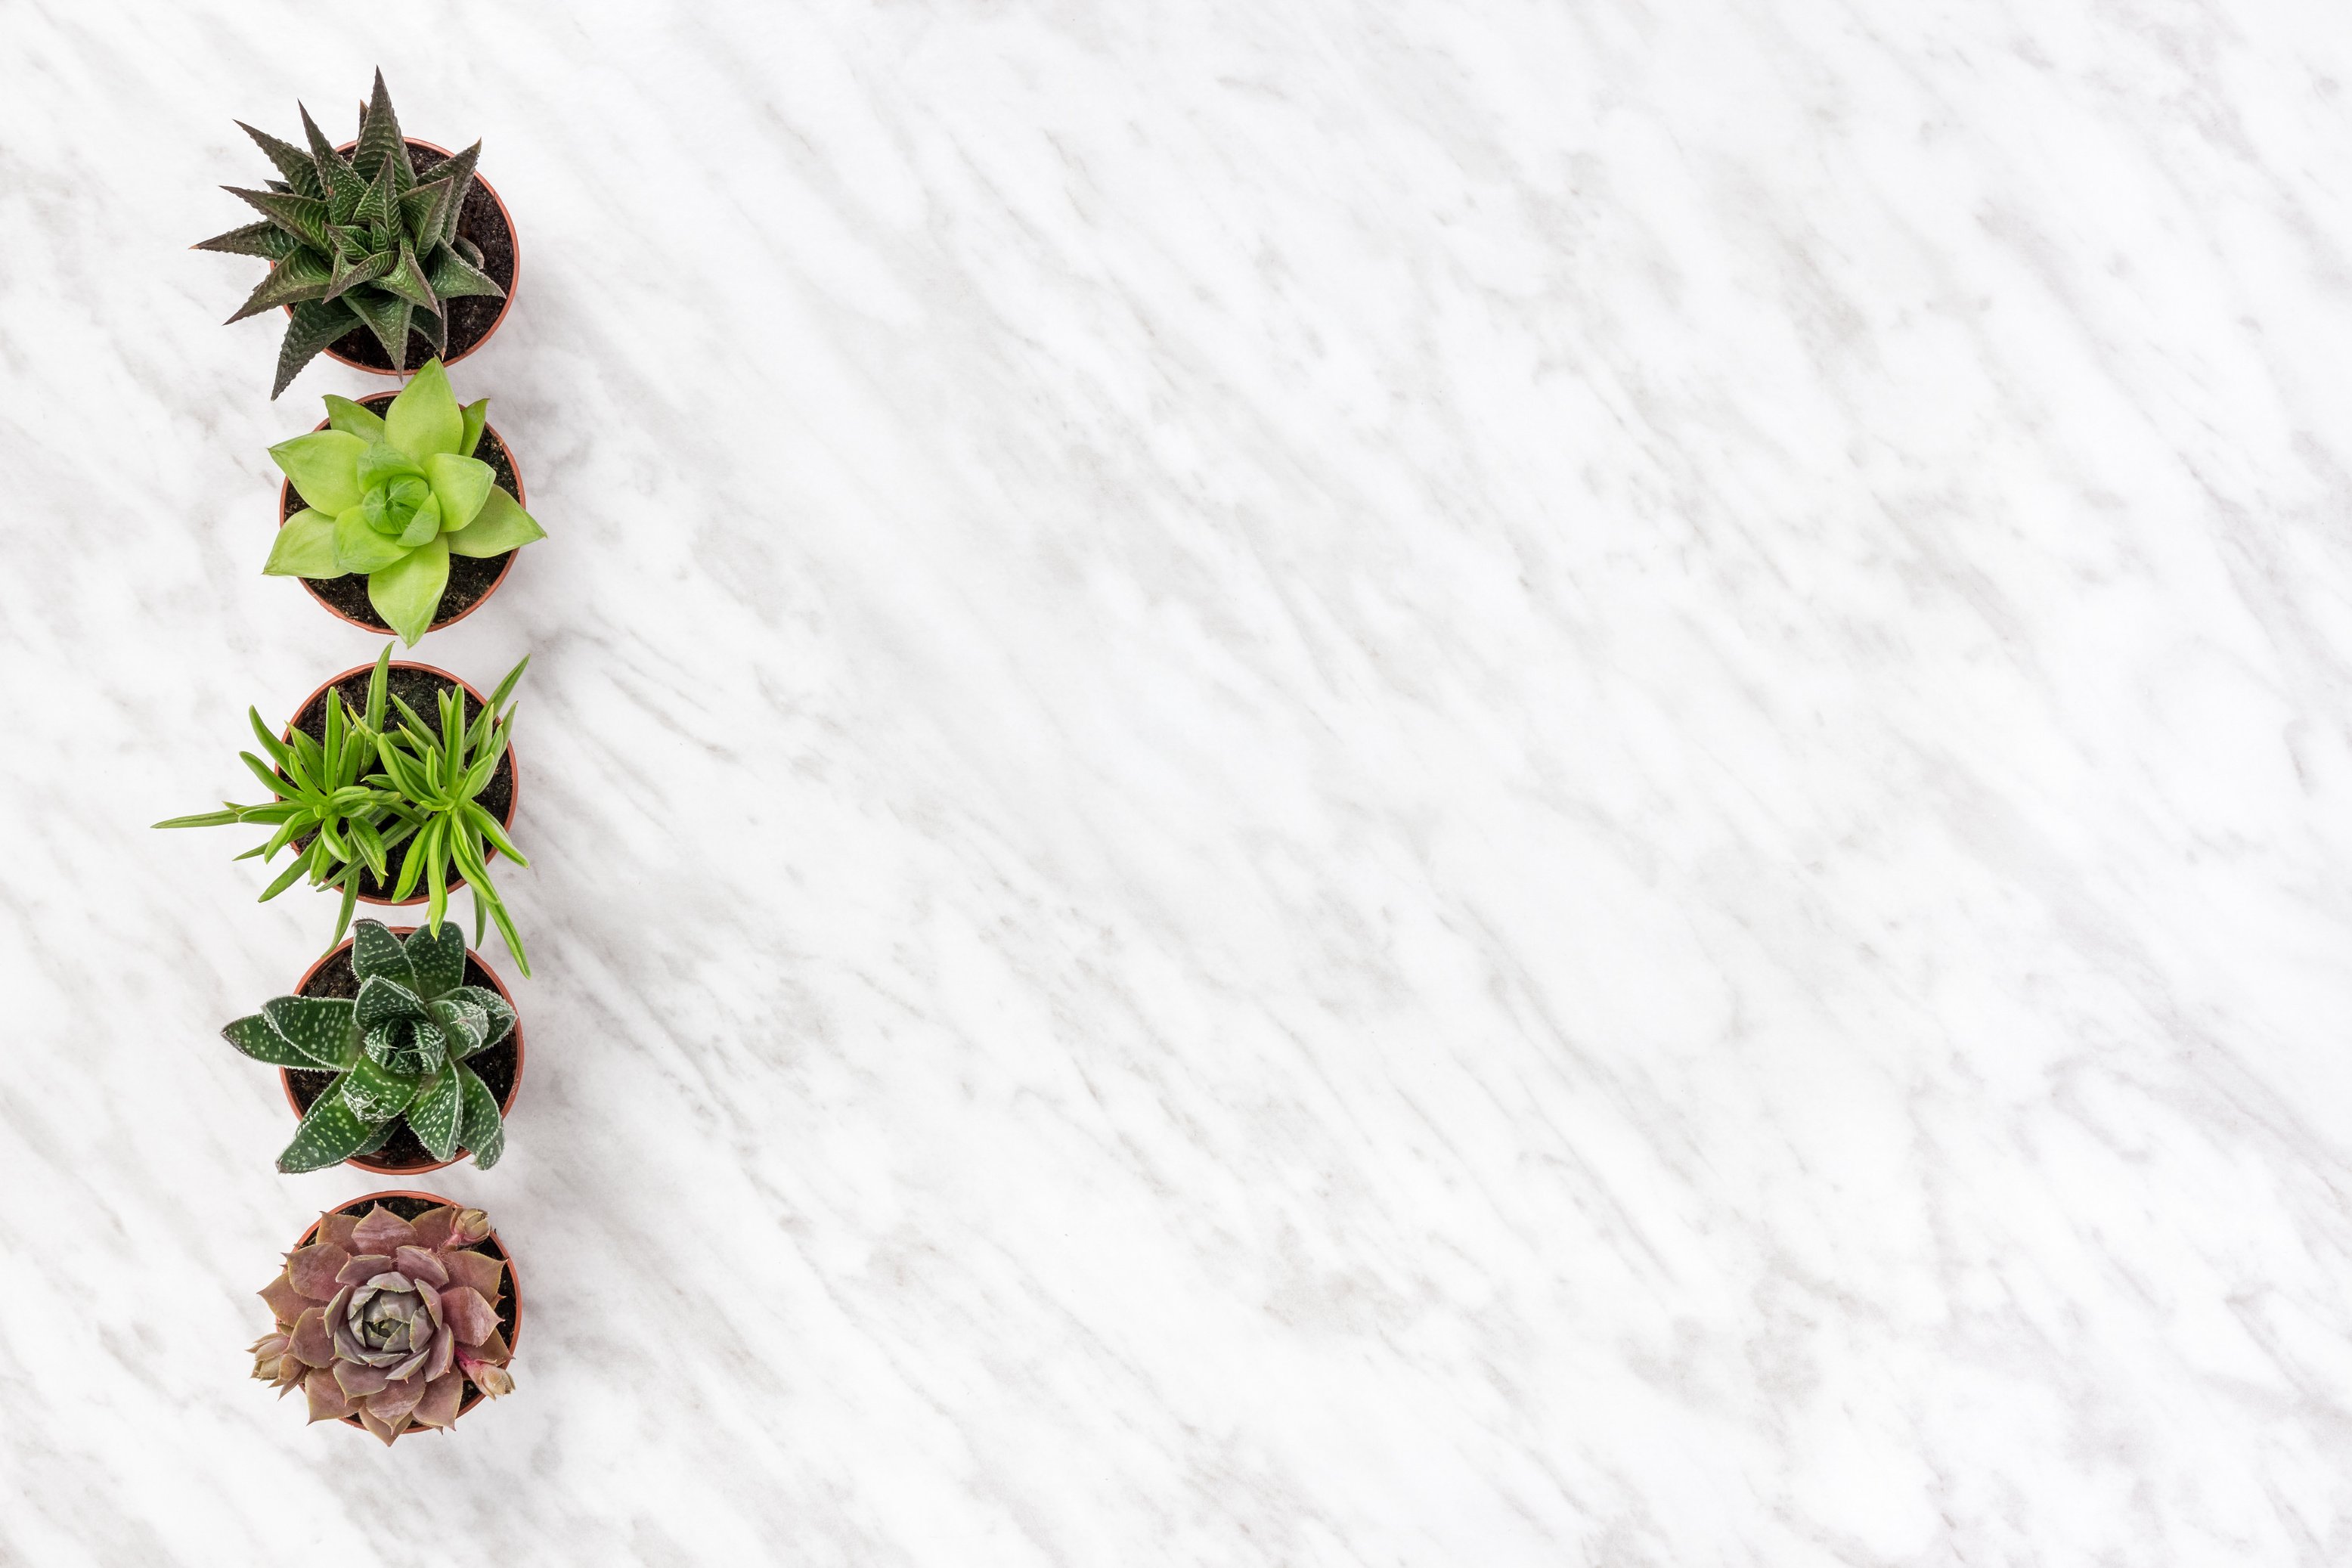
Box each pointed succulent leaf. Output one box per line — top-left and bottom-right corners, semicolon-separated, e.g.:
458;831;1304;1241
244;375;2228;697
376;238;440;315
409;1071;462;1161
284;1242;352;1303
353;69;413;188
228;187;330;249
432;141;483;246
279;1087;378;1173
442;984;516;1047
224;247;335;323
305;1367;358;1423
322;245;395;302
387;358;463;460
222;1013;318;1067
413;1369;463;1428
352;1206;418;1254
195;219;300;259
268;429;366;514
436;1285;498;1345
260;1273;308;1325
445;485;544;557
237;120;322;198
454;1063;505;1169
288;1306;336;1366
427;995;489;1058
413;300;448;355
262;508;342;578
296;104;359;219
354;973;427;1032
398;177;452;245
355;439;426;489
397;491;445;548
344;289;412;370
333;1358;391;1398
424;453;494;531
395;1244;451;1289
352;151;399;231
259;995;356;1068
367;534;449;646
322;395;387;441
373;1367;429;1423
351;919;415;987
401;1218;454;1263
352;1120;398;1157
333;504;414;574
273;299;360;400
457;398;489;459
440;1251;501;1303
404;921;466;997
424;243;504;301
340;1055;420;1122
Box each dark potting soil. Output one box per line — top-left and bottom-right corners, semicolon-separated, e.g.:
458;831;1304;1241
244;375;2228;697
299;1191;520;1427
278;390;522;633
287;944;520;1171
287;662;518;902
327;141;517;372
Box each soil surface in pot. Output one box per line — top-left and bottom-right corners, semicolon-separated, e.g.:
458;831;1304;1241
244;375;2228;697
287;944;520;1170
280;390;520;633
287;663;517;901
327;142;516;370
302;1192;519;1430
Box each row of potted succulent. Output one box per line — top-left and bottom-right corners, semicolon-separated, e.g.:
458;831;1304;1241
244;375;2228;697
174;73;539;1443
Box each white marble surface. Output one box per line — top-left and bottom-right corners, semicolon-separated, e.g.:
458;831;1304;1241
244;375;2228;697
6;2;2352;1561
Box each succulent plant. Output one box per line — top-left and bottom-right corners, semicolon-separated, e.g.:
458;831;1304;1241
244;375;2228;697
198;70;502;396
253;1201;516;1443
153;652;400;949
154;646;534;974
264;359;545;644
225;919;515;1173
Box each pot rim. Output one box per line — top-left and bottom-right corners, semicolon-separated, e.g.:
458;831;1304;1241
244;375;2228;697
275;389;525;636
280;927;526;1177
279;658;522;907
293;136;521;376
290;1188;522;1439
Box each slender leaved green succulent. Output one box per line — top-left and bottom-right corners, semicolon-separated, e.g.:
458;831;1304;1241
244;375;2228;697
226;919;516;1173
198;69;502;396
153;652;400;947
154;646;535;975
265;358;545;644
253;1201;516;1442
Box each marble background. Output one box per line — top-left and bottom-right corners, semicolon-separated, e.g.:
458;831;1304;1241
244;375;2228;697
5;1;2352;1562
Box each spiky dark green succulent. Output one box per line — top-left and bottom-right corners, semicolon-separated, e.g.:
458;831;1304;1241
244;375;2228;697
198;70;502;397
225;919;515;1173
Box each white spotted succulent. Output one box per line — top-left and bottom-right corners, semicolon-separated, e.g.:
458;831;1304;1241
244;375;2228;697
225;919;514;1172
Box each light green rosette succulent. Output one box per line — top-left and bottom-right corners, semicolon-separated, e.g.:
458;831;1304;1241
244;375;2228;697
264;358;544;645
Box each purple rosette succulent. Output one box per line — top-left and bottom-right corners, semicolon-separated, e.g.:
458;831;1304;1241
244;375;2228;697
252;1201;515;1442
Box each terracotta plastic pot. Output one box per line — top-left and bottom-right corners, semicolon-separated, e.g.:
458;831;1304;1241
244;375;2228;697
281;928;526;1176
280;658;522;907
291;1190;522;1439
275;389;526;636
300;138;519;373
